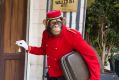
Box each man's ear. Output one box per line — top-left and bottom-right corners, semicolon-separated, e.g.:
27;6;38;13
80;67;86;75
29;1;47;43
43;19;47;26
62;17;66;24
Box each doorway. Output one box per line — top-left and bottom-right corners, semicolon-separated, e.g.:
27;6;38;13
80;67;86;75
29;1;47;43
0;0;27;80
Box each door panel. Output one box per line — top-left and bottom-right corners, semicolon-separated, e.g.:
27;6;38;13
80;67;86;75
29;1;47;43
5;60;23;80
0;0;27;80
3;0;26;53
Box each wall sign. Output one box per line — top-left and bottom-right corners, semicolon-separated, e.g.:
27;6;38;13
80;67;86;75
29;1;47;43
52;0;78;12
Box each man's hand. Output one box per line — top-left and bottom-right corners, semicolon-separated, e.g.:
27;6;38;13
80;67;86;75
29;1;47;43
16;40;28;50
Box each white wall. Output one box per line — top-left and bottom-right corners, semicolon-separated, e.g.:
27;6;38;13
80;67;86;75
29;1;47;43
27;0;47;80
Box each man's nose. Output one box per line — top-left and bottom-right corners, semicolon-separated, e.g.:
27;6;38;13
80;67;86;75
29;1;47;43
54;24;59;27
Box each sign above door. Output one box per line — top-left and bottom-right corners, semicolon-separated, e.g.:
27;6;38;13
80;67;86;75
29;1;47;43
52;0;78;12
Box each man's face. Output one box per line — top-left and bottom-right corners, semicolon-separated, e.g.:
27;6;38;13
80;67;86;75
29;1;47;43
48;19;62;36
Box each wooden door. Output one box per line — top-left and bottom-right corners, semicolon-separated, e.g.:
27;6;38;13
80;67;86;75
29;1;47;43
0;0;27;80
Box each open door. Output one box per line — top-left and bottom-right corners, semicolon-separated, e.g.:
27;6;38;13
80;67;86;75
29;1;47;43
0;0;27;80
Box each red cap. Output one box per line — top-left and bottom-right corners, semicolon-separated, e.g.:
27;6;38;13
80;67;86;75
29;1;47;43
47;10;61;19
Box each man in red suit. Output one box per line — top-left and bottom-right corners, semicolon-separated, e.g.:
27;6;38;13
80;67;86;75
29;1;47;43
16;10;100;80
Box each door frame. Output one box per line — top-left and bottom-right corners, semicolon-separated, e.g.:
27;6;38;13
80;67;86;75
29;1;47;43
0;0;3;51
24;0;30;80
0;0;5;79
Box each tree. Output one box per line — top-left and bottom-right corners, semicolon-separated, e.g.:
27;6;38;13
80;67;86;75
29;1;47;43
85;0;119;66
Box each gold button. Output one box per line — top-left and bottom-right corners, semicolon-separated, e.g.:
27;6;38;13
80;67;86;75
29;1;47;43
48;66;51;68
54;58;57;60
46;44;48;47
54;48;58;50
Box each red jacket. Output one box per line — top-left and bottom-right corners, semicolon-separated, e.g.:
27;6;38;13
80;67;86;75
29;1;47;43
28;25;100;80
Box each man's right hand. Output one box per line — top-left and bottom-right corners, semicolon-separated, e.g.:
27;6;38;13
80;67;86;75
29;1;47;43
16;40;28;50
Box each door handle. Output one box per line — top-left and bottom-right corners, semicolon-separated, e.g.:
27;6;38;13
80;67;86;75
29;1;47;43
17;47;22;52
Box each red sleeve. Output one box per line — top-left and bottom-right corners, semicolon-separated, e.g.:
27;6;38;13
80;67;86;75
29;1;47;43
28;31;47;55
72;32;100;80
